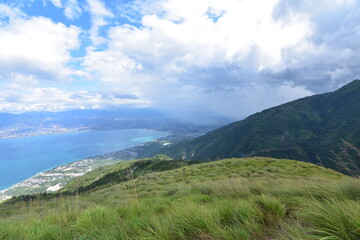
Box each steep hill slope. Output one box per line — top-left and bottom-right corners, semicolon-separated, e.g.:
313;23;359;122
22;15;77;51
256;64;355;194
162;80;360;171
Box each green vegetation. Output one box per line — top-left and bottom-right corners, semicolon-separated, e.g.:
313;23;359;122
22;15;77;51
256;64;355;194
1;156;359;239
162;80;360;173
61;154;201;193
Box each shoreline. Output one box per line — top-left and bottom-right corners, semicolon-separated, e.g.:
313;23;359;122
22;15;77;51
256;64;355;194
0;127;93;140
0;130;171;200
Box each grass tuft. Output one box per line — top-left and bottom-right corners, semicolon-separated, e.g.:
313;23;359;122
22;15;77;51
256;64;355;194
299;199;360;240
73;206;125;239
255;195;286;226
0;222;8;240
171;200;220;239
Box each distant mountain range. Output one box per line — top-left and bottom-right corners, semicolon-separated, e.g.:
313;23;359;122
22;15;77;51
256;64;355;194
0;108;165;128
0;108;235;129
0;108;234;139
161;80;360;172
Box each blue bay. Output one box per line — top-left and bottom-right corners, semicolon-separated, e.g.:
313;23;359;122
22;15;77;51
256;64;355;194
0;129;167;190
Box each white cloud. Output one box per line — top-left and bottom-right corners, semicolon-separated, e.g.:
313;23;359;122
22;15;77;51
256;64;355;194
267;0;360;91
64;0;82;20
0;84;149;113
81;0;313;117
4;73;40;88
105;0;311;75
1;0;360;117
0;15;81;80
82;0;360;118
0;3;25;24
49;0;63;8
86;0;113;45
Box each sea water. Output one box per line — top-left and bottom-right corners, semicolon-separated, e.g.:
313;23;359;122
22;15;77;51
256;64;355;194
0;129;167;190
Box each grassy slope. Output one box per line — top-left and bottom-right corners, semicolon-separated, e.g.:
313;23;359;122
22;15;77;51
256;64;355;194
60;154;201;193
161;80;360;172
0;157;359;240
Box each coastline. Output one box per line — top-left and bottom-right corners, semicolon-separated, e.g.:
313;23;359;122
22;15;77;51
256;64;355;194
0;127;92;139
0;123;215;200
0;129;170;200
0;156;115;201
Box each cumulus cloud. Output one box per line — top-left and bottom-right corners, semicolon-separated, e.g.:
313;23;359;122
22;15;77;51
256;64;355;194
268;0;360;91
80;0;360;118
82;0;314;117
86;0;113;45
0;12;81;80
1;0;360;118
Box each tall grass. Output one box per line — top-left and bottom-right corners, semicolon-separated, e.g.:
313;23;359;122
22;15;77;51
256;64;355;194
0;222;8;240
73;206;126;239
171;200;220;239
0;157;358;239
331;140;360;177
300;199;360;240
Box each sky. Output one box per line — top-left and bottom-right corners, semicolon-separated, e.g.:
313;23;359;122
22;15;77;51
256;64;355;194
0;0;359;119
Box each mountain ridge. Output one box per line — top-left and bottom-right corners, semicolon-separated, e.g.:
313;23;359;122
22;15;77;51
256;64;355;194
161;80;360;172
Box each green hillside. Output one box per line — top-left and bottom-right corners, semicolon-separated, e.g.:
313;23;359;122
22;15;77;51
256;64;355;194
60;154;201;194
162;80;360;172
1;156;359;240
